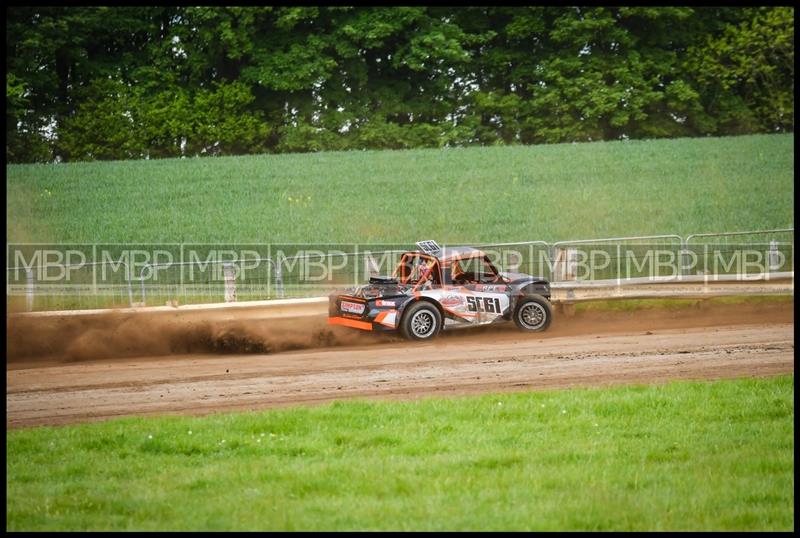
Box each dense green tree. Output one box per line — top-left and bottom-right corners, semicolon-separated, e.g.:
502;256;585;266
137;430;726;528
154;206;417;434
684;6;794;134
5;6;794;163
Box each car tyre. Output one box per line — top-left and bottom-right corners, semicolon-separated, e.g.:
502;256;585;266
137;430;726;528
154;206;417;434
400;301;442;340
513;295;552;332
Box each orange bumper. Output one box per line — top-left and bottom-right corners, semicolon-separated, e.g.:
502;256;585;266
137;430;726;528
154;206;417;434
327;316;373;331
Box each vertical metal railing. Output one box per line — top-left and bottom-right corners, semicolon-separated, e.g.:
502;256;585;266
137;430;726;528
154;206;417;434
272;249;407;299
683;228;794;278
7;229;793;311
6;261;133;311
550;235;684;282
137;257;277;307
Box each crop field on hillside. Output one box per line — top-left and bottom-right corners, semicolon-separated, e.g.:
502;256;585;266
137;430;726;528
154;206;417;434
6;375;794;531
6;133;793;245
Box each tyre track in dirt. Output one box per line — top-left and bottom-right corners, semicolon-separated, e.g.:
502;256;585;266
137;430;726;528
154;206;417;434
6;300;794;428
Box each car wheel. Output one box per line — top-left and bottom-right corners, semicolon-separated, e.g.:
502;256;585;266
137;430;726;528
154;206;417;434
400;301;442;340
513;295;552;332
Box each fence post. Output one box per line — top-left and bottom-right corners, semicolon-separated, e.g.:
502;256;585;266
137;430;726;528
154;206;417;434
552;247;577;281
552;247;561;282
768;240;780;274
679;239;687;279
549;243;558;282
125;262;134;307
139;264;149;307
25;268;34;312
275;262;284;298
223;262;237;302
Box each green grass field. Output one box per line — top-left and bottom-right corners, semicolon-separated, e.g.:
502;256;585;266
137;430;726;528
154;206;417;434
6;133;794;244
6;375;794;531
6;136;794;531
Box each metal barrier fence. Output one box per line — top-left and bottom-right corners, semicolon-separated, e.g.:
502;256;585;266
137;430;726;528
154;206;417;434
682;229;794;276
7;261;133;311
273;249;408;299
137;257;276;307
6;228;794;311
135;249;409;306
551;234;684;282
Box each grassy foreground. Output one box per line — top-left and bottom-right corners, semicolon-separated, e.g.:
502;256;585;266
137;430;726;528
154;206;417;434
6;375;794;531
6;133;794;244
573;294;794;313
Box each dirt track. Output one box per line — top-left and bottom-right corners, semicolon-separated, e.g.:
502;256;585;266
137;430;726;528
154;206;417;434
6;301;794;428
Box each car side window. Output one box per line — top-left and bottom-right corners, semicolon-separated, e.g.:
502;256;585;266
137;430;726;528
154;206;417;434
451;257;499;284
480;257;500;282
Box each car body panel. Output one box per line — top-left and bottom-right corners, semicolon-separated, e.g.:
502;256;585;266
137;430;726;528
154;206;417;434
328;244;551;334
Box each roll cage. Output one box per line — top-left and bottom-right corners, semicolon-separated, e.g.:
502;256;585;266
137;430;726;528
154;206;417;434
392;250;504;291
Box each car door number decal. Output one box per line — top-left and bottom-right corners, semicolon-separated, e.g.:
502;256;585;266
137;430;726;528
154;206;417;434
466;296;501;313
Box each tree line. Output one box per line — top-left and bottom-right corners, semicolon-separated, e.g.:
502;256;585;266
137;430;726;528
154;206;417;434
6;6;794;163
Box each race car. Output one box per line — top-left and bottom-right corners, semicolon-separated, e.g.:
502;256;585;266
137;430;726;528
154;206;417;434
328;240;553;340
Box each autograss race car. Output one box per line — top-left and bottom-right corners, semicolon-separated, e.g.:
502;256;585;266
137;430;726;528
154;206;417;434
328;240;553;340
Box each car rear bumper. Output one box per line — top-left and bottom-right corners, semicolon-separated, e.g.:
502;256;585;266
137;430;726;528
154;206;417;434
328;294;400;332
